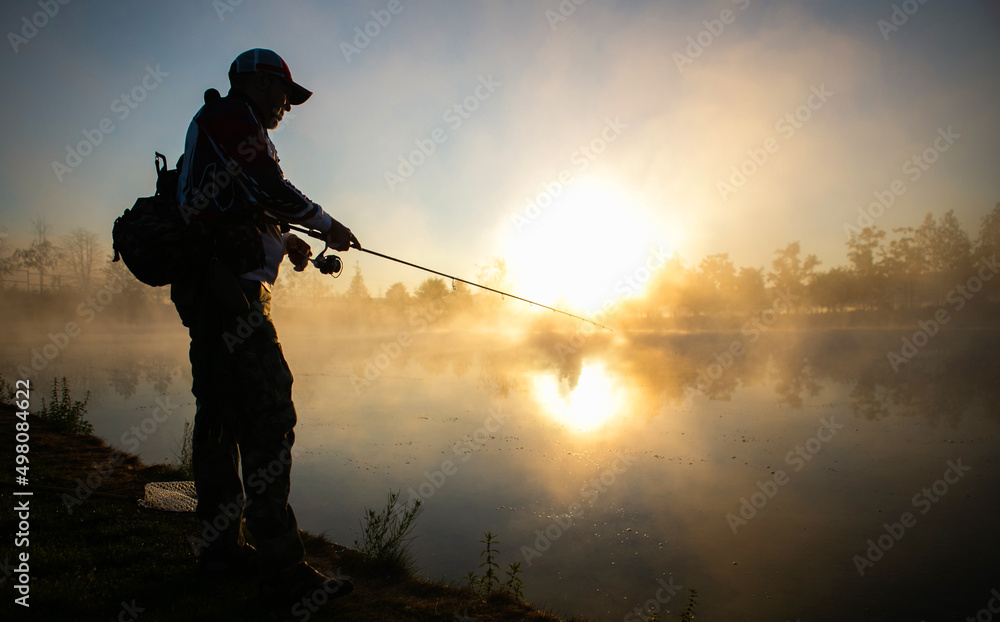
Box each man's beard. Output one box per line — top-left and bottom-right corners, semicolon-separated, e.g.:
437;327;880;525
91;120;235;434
267;108;283;129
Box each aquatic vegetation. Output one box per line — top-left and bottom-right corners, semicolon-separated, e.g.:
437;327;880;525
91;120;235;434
678;588;698;622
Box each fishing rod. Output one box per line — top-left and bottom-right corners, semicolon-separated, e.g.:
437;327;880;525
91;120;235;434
281;222;613;332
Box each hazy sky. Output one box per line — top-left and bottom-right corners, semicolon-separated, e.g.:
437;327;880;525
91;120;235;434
2;0;998;308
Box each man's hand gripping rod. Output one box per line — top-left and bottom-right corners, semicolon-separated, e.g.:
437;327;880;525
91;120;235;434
286;223;612;332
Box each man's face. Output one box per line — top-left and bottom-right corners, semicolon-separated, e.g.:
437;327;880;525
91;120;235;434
263;74;291;130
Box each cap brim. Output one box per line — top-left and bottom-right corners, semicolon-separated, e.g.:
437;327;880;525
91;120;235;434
286;81;312;106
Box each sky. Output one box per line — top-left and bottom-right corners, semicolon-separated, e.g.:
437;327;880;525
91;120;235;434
2;0;999;310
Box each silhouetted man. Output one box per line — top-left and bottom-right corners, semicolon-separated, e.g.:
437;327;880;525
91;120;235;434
171;48;355;608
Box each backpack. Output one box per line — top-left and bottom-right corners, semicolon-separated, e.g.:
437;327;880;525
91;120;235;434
111;152;212;287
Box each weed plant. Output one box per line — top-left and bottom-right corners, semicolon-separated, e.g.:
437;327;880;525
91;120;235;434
37;377;93;434
354;490;423;575
465;531;524;601
171;419;194;480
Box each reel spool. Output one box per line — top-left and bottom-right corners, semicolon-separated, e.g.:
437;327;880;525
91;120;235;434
314;252;342;277
312;245;343;277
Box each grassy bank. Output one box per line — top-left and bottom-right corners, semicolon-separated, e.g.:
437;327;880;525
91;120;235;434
0;403;589;622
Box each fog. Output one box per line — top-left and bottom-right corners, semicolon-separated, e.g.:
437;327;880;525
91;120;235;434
3;1;1000;619
2;229;999;619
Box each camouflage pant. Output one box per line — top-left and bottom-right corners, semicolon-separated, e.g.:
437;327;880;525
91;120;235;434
172;273;305;572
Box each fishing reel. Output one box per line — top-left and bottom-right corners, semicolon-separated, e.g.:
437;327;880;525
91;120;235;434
289;229;343;277
310;245;343;277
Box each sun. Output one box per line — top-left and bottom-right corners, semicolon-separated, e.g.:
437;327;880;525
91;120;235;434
502;178;667;313
531;361;625;432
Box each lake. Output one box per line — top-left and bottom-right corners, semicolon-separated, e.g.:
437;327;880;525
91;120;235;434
3;316;998;622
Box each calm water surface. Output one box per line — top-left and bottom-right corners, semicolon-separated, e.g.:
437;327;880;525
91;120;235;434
3;319;998;622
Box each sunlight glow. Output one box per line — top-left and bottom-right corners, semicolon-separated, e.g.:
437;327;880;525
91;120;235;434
503;178;668;313
532;362;625;432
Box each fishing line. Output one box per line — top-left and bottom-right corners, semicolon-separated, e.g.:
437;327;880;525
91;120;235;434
279;222;613;332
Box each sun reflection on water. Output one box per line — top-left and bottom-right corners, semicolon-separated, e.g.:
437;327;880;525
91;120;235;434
531;361;625;432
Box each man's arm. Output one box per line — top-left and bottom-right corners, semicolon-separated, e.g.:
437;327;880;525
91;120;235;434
203;102;333;232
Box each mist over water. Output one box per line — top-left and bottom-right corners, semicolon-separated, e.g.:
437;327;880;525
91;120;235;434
2;299;997;620
3;2;1000;619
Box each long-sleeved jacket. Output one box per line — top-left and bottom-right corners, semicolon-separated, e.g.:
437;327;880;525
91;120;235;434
176;88;332;284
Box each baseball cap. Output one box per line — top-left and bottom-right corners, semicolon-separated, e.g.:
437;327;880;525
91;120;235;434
228;48;312;105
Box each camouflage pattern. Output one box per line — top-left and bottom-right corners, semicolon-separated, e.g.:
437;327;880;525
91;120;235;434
172;272;305;571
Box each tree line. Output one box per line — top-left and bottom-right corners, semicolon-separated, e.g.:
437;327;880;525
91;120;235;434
630;204;1000;321
2;204;998;326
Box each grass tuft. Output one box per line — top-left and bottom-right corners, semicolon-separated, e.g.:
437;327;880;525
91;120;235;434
0;373;15;405
171;418;194;480
353;489;423;576
37;377;93;435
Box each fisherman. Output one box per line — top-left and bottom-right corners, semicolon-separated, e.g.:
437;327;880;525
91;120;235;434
170;48;356;607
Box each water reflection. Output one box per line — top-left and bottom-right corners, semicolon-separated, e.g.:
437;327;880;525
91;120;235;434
531;361;626;432
2;325;997;621
106;359;180;399
4;318;999;424
508;328;1000;427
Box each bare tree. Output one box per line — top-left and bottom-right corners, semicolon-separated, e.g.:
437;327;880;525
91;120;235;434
0;224;16;283
60;227;102;293
14;216;59;292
